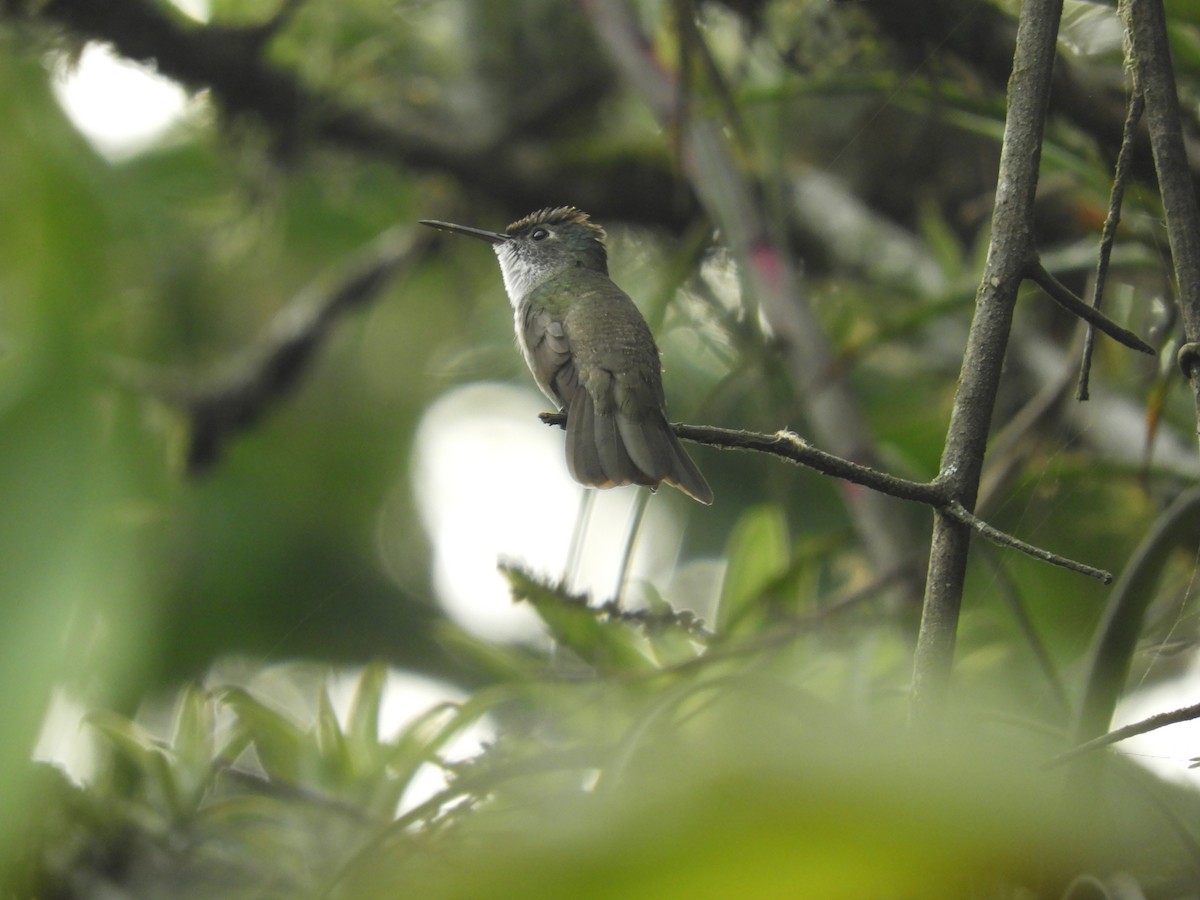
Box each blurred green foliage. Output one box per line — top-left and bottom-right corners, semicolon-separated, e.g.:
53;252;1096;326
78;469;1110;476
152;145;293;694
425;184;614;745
14;580;1197;898
4;0;1200;895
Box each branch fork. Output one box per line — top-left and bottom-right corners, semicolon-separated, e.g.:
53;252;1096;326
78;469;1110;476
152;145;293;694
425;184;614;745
540;411;1113;584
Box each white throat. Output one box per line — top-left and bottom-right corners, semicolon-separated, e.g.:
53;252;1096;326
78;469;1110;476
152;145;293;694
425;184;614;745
494;243;555;309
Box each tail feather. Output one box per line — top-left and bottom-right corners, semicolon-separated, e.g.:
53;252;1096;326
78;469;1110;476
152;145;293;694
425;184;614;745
616;408;712;505
660;429;713;505
565;388;713;504
621;411;712;505
594;400;642;486
616;410;675;481
565;388;608;487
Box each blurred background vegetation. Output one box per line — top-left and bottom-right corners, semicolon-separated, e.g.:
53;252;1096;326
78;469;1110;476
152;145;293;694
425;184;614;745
4;0;1200;896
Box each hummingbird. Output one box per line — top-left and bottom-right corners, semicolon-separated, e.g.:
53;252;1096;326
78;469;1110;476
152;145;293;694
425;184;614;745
420;206;713;505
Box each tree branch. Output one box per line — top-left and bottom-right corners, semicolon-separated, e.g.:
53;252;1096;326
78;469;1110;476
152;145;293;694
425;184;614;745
26;0;695;226
1051;699;1200;768
1026;259;1155;355
1122;0;1200;448
539;413;1112;583
910;0;1064;729
1078;88;1145;400
115;227;431;473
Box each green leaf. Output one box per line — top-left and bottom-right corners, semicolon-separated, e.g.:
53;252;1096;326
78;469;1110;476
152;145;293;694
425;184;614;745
436;623;542;682
501;565;652;672
85;710;165;772
372;702;461;814
346;661;388;749
640;585;705;668
85;710;181;821
171;683;214;772
1167;0;1200;29
717;505;791;635
315;687;350;780
385;687;500;776
164;684;220;816
219;688;307;784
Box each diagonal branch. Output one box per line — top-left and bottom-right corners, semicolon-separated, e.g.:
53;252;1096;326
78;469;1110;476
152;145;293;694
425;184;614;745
1051;699;1200;768
114;227;431;473
540;413;1112;583
1026;259;1155;355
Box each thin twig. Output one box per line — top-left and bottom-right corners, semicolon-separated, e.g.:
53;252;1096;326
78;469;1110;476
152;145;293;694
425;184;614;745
1027;258;1155;355
540;413;939;503
540;412;1112;583
942;501;1111;583
1078;88;1145;400
680;424;946;504
1050;699;1200;767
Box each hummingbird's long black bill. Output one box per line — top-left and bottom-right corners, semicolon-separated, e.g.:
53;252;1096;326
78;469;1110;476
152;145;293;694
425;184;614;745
419;219;508;244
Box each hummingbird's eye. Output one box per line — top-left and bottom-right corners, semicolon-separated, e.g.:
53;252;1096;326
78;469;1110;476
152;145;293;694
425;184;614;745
530;228;550;241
